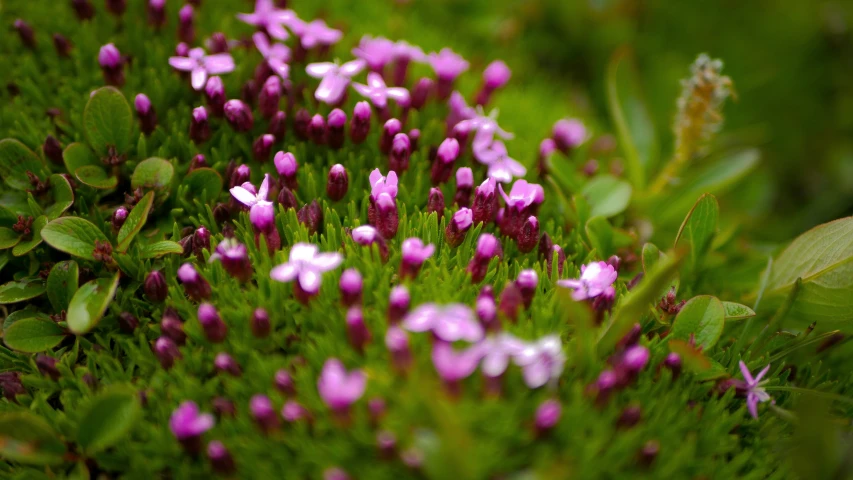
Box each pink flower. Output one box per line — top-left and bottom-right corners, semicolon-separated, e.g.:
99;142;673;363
556;261;617;301
498;180;545;212
473;140;526;184
431;341;483;382
479;333;526;378
459;108;514;152
289;18;342;49
513;335;565;388
237;0;294;40
739;361;772;418
446;91;477;130
426;48;469;81
253;32;291;80
305;59;366;105
229;174;274;231
403;303;483;343
353;72;410;109
170;401;214;439
168;47;235;90
270;243;343;294
369;168;398;200
317;358;366;412
401;238;435;265
352;35;396;72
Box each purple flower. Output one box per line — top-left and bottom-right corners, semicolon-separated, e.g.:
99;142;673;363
250;394;280;433
169;47;235;91
534;399;561;432
289;18;343;49
282;401;308;422
403;303;483;343
552;118;587;152
388;286;410;324
427;48;469;82
475;140;526;184
170;401;214;440
369;168;398;200
209;238;253;282
351;225;380;245
739;361;772;418
353;72;411;109
460;109;514;152
339;268;363;306
445;208;473;247
513;335;565;389
352;35;396;72
317;358;366;412
447;91;477;131
499;180;545;212
557;261;618;301
237;0;294;40
270;243;343;294
482;60;511;90
230;174;275;232
253;32;291;80
431;341;483;383
305;59;366;105
98;43;122;68
479;333;525;378
400;238;435;279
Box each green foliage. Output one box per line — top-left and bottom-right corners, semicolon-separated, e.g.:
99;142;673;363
66;273;120;334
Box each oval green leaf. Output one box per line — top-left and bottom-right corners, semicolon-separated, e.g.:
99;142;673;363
138;240;183;259
722;301;756;321
0;411;66;465
41;216;109;261
641;242;660;274
63;142;99;173
3;309;51;333
671;295;726;349
585;216;614;257
47;260;79;312
0;278;45;304
184;167;223;203
67;272;120;334
75;165;118;190
4;318;67;353
0;227;19;250
581;174;633;218
674;193;719;275
131;157;174;200
83;87;132;157
0;138;49;191
45;174;75;220
116;191;153;252
76;388;141;454
12;215;47;257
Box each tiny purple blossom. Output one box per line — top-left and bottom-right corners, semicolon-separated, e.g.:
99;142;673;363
475;140;526;183
483;60;511;90
432;341;483;382
305;59;366;105
739;361;772;418
513;335;566;389
353;72;411;109
403;303;483;343
169;47;235;91
317;358;366;412
170;401;214;440
401;238;435;266
98;43;122;68
369;168;398;200
427;48;469;82
453;208;473;229
535;399;562;432
289;18;343;49
499;180;545;212
270;243;343;294
237;0;294;40
557;261;618;301
253;32;291;79
352;35;396;72
552;118;587;152
351;225;380;245
479;333;526;378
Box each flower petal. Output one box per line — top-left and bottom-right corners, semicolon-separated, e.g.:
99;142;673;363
310;252;343;272
257;174;271;201
205;54;235;74
298;268;321;293
315;75;348;104
738;361;755;385
402;304;437;332
270;262;298;282
191;68;207;91
229;186;258;207
289;243;319;262
305;62;336;78
522;361;550;389
169;57;195;71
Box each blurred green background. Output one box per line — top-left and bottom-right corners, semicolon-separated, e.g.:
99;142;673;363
311;0;853;240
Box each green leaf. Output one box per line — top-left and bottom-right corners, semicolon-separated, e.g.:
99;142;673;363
2;309;51;333
763;217;853;327
75;165;118;190
41;216;109;261
670;295;726;349
0;138;48;191
67;273;120;334
641;242;660;274
674;193;719;275
585;216;614;257
722;301;756;321
0;227;20;249
12;215;47;257
62;142;99;173
581;175;633;218
184;167;223;203
83;87;132;157
131;157;174;203
668;339;712;373
47;260;79;312
138;240;183;259
76;387;141;454
45;174;74;219
0;411;66;465
116;191;153;252
0;277;45;304
0;204;17;226
3;318;66;353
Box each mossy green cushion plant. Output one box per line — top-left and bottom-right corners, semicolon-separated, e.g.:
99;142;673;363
1;0;852;478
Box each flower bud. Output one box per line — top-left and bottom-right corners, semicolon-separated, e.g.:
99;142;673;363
297;200;323;235
106;0;126;17
452;121;471;149
274;369;295;395
426;188;445;218
308;114;327;145
454;167;473;207
326;164;348;202
72;0;96;20
616;323;642;351
515;270;538;308
118;312;139;333
53;33;72;57
42;135;64;166
294;108;311;140
189;106;210;143
552;118;586;153
0;372;26;402
274;151;298;190
616;405;642;429
154;336;182;369
373;194;398;239
619;345;650;376
517;216;539;253
161;308;187;346
368;397;386;425
14;19;36;49
545;244;566;277
387;286;409;325
207;441;236;475
178;4;195;44
193;227;211;258
256;76;282;119
204;76;226;116
389;133;410;173
346;307;371;354
208;32;229;54
178;263;211;301
639;440;660;466
467;234;502;283
268;110;287;140
534;399;561;434
380;119;402;154
471;178;497;225
339;268;363;307
148;0;166;28
224;100;254;132
444;207;473;247
252;134;275;162
430;138;460;185
350;101;371;144
36;355;60;380
476;286;498;331
198;303;227;343
229;163;250;189
248;307;270;338
189;154;207;172
663;352;682;380
282;401;310;423
112;207;128;231
408;129;420;151
411;77;433;109
250;394;279;434
385;326;412;372
498;282;523;322
135;94;157;135
98;43;125;86
377;431;397;459
175;42;190;57
211;397;237;418
214;353;242;377
327;108;347;149
278;186;298;211
538;138;557;176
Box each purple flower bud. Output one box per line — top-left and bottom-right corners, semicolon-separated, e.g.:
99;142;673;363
250;394;279;434
99;43;125;86
111;207;128;231
175;42;190;57
42;135;64;166
252;134;275;162
53;33;72;57
406;129;420;151
619;345;649;375
350;101;372;144
72;0;96;20
639;440;660;466
178;263;211;301
134;94;157;135
475;286;498;332
208;32;229;54
229;163;250;189
468;234;502;283
268;110;287;140
204;76;226;116
0;372;26;402
472;178;497;225
552;118;586;153
377;431;397;459
189;154;207;172
211;397;236;418
282;401;310;423
498;282;523;323
454;167;474;207
106;0;126;16
154;336;182;369
193;226;210;257
545;244;566;277
258;76;281;119
379;118;402;154
318;359;366;415
214;353;241;376
430;138;460;185
207;441;236;475
607;255;622;272
274;369;296;395
170;401;214;455
211;238;253;282
118;312;139;333
36;354;60;380
198;303;227;343
161;307;186;345
426;188;445;219
444;207;473;247
400;238;435;279
189;106;210;143
617;404;642;429
517;216;539;253
388;133;411;173
294;108;311;140
475;60;511;106
452;121;472;149
616;323;642;351
534;399;561;434
315;110;345;151
387;286;410;325
148;0;166;28
326;164;349;202
368;397;386;425
515;270;538;308
297;200;323;236
385;326;412;372
339;268;363;307
178;4;195;43
278;186;298;211
324;468;350;480
274;151;298;190
663;352;682;379
373;194;398;239
411;77;433;109
539;137;557;161
309;114;327;145
246;307;270;338
346;307;371;354
14;19;36;49
224;100;254;132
